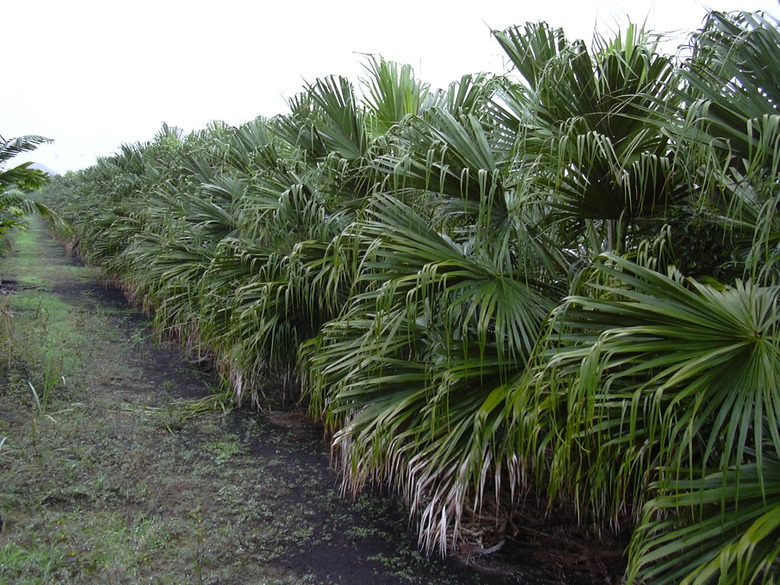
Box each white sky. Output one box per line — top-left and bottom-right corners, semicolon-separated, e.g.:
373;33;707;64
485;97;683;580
3;0;778;174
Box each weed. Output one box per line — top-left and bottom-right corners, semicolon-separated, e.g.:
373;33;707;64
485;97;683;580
26;378;63;419
26;380;46;415
204;436;243;465
190;507;206;585
133;393;234;433
0;294;12;371
0;541;69;583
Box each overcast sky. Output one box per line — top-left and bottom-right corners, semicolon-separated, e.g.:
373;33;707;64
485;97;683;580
4;0;778;174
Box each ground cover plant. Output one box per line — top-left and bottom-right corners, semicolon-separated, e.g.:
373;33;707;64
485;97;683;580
39;10;780;584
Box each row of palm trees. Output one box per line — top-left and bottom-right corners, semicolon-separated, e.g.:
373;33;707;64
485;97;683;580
41;11;779;584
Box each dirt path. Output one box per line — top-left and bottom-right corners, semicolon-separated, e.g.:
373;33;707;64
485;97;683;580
1;219;570;584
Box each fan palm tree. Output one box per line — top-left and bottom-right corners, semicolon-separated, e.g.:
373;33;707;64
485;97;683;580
619;12;780;584
493;22;686;254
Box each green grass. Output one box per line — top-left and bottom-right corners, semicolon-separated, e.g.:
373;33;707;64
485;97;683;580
4;225;86;288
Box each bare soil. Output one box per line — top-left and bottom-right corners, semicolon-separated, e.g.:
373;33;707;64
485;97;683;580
0;220;610;584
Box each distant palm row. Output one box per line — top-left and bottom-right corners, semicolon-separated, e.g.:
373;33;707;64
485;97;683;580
41;11;779;584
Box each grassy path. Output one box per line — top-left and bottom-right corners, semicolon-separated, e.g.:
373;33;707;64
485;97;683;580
0;219;531;585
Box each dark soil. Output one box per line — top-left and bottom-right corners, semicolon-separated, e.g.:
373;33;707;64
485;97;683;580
0;220;614;584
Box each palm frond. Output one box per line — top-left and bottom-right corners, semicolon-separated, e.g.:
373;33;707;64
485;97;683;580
0;135;52;166
529;253;780;524
628;456;780;585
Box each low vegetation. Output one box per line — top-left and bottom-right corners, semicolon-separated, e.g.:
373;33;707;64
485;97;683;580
35;10;780;584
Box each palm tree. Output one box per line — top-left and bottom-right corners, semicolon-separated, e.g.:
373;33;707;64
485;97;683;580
0;134;57;238
619;12;780;584
492;22;687;255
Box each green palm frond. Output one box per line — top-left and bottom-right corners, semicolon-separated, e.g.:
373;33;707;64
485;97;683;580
0;161;50;191
361;56;430;135
361;195;552;361
0;135;51;166
372;107;510;225
0;134;53;198
684;11;780;173
305;191;555;550
493;21;684;256
424;73;497;117
628;456;780;585
492;21;569;92
305;75;370;162
224;118;278;174
529;253;780;524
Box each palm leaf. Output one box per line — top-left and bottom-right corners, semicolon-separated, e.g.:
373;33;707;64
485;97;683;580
628;456;780;585
529;253;780;525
